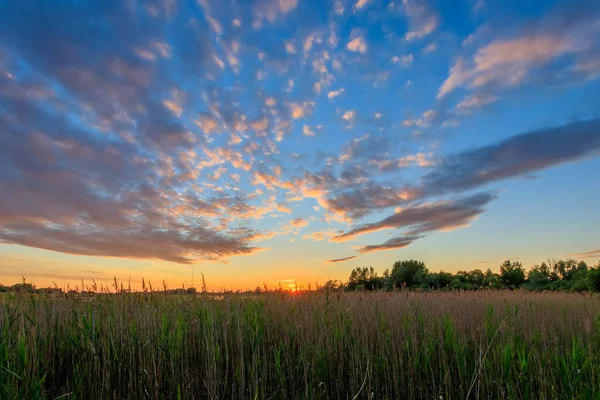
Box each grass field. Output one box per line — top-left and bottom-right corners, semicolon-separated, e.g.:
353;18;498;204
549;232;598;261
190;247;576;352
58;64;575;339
1;290;600;399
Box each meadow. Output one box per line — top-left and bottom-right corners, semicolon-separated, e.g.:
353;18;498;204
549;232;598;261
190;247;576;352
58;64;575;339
1;290;599;400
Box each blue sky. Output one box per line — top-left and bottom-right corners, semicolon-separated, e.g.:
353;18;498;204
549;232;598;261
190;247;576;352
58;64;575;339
0;0;599;290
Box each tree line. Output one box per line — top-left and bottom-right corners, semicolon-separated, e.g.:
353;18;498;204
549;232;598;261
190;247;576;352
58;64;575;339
2;258;600;294
325;259;600;292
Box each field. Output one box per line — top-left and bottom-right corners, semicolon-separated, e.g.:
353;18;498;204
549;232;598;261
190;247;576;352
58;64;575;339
1;290;600;399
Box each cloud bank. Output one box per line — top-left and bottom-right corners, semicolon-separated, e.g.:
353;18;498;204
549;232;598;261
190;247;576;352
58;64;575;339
0;0;598;267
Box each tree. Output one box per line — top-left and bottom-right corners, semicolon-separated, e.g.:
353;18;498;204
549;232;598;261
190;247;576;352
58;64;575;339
468;269;485;287
347;267;383;291
552;259;585;281
11;283;35;293
499;260;525;289
391;260;428;288
427;271;453;289
323;280;343;290
186;287;198;295
526;263;554;290
588;263;600;292
570;269;590;292
450;269;485;290
483;269;501;289
529;263;551;279
454;271;470;284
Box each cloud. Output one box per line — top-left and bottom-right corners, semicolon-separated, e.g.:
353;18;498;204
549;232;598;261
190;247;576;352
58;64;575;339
353;0;373;12
422;42;438;53
0;220;264;264
303;35;315;55
206;16;222;36
342;110;357;122
475;256;520;264
303;125;316;136
303;230;338;241
355;236;421;254
391;54;413;67
454;93;498;114
347;36;367;53
370;152;436;171
81;269;104;275
438;10;600;99
438;58;470;99
1;0;598;271
315;118;599;222
249;231;277;242
573;55;600;78
290;103;305;119
333;192;497;242
344;192;498;254
324;255;358;264
402;109;438;129
253;0;299;26
420;118;600;196
403;0;439;41
285;41;296;54
326;184;420;220
0;1;304;264
568;249;600;258
328;88;345;99
290;102;313;119
290;217;308;228
276;203;292;213
278;0;298;13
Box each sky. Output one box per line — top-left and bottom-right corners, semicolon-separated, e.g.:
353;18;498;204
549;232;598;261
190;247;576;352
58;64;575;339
1;0;600;291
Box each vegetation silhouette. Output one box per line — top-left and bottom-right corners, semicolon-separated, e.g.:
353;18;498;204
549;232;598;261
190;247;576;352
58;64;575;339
330;258;600;293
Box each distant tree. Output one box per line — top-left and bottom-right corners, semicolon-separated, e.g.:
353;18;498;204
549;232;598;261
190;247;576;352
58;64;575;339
36;287;64;295
570;269;590;292
537;262;552;279
337;258;599;294
526;265;552;290
453;271;470;287
529;264;551;279
552;259;585;281
186;287;198;295
11;283;36;293
588;263;600;292
381;269;394;290
348;267;383;291
323;280;343;290
499;260;525;289
391;260;428;288
448;269;484;290
576;261;588;274
427;271;453;289
483;269;502;289
468;269;485;287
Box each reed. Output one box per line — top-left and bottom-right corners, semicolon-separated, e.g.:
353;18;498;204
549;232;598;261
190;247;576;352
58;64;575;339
1;290;599;399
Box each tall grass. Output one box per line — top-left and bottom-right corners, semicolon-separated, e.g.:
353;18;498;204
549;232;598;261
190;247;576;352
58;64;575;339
1;291;599;399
